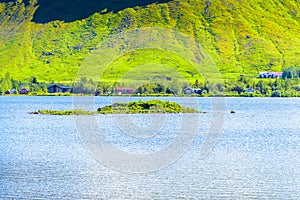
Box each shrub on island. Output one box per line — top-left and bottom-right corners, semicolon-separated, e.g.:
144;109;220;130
97;100;201;114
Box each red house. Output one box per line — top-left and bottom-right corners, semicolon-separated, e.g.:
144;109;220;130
116;88;135;95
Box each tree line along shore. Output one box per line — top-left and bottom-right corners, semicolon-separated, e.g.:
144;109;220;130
1;67;300;97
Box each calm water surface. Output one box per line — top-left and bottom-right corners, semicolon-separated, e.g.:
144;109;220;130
0;96;300;199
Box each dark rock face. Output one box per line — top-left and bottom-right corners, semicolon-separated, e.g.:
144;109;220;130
0;0;29;4
0;0;171;23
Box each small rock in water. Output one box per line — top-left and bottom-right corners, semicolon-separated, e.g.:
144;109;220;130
230;110;236;113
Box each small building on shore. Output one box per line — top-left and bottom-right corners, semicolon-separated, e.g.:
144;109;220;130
10;89;16;94
4;90;10;95
116;88;135;95
183;87;202;95
95;90;101;96
47;84;72;93
19;88;29;94
183;87;193;95
244;88;255;93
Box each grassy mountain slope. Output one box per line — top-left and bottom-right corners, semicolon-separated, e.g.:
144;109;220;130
0;0;299;84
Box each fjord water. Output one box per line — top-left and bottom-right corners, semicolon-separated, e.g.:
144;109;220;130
0;96;300;199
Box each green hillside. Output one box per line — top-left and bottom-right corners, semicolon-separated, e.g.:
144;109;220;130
0;0;300;85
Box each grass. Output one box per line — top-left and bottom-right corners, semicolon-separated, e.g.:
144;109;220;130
35;109;96;115
90;49;205;85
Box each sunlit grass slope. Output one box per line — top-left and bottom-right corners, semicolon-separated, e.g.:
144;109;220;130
0;0;299;84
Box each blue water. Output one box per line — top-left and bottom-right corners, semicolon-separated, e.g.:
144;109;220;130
0;96;300;199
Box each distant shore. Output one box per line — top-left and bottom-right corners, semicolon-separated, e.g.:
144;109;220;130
1;93;300;97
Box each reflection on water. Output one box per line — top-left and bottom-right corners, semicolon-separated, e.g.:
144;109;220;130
0;97;300;199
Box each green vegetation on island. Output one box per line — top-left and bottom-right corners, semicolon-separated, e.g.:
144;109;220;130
97;100;200;114
32;100;201;115
34;109;96;115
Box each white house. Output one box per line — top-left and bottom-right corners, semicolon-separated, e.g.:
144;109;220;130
183;87;202;95
258;72;283;78
10;88;16;94
183;88;193;95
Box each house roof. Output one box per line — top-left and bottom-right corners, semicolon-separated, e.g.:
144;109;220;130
259;72;283;75
116;88;134;90
47;84;72;89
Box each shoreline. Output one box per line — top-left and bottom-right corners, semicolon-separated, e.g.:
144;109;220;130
1;93;300;97
1;94;300;98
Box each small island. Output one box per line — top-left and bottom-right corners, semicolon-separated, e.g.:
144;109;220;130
31;100;201;115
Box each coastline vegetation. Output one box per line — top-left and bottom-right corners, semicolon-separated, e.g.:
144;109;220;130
1;73;300;97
